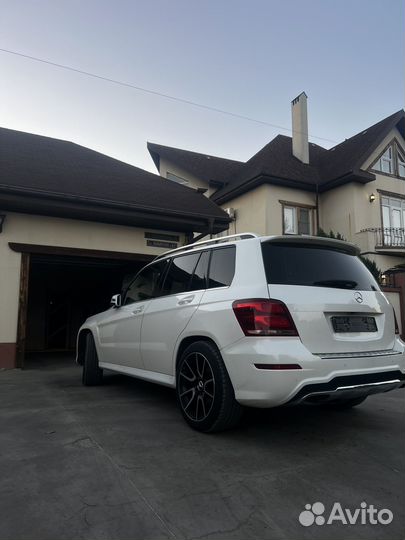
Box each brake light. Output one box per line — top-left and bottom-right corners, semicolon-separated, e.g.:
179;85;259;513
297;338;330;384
393;308;399;335
232;299;298;336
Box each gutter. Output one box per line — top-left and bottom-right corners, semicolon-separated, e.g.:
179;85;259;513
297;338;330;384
212;173;317;205
0;183;230;223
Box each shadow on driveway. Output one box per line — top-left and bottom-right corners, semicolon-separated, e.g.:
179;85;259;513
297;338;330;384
0;358;404;540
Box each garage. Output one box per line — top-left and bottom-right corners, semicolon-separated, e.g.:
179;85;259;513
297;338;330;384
24;252;150;366
0;127;230;369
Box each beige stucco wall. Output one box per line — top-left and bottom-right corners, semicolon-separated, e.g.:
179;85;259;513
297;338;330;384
221;184;316;236
158;158;215;196
0;212;186;344
265;185;316;235
319;182;364;239
219;184;269;236
319;127;405;271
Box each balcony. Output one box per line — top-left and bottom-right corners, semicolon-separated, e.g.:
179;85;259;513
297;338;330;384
360;228;405;250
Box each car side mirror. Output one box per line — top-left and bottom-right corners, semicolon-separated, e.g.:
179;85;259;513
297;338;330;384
110;294;122;308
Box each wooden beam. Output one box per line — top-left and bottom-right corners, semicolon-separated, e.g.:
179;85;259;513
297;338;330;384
16;253;30;368
9;243;154;263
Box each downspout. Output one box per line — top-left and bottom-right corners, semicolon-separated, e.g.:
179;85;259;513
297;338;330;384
187;218;215;244
208;218;214;239
315;183;320;234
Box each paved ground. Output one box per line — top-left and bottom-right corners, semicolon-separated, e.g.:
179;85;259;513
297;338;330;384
1;356;404;540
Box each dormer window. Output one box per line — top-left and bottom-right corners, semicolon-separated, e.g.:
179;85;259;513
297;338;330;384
373;146;393;174
371;141;405;178
398;150;405;178
166;171;189;185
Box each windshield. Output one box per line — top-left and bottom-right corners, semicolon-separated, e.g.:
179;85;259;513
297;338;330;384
261;242;379;291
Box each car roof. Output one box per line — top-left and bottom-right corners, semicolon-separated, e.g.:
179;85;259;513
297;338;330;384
151;233;360;264
260;235;360;255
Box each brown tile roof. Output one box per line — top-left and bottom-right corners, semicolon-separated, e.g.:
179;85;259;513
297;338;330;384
148;110;405;204
147;142;243;186
318;110;405;183
0;127;230;231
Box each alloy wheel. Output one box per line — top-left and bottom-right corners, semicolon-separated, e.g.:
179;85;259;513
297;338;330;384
178;352;215;422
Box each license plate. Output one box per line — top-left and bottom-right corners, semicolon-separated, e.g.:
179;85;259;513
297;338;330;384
332;316;377;333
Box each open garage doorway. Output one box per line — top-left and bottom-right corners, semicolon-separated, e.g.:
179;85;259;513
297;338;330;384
16;247;151;367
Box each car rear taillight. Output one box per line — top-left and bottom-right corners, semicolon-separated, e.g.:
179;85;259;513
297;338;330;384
232;299;298;336
393;308;399;335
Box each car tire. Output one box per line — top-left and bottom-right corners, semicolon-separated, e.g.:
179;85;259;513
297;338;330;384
324;396;367;409
82;333;103;386
176;340;242;432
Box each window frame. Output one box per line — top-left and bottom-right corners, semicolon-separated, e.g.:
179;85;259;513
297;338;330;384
206;245;236;290
166;171;189;185
398;149;405;178
158;251;203;297
122;245;237;304
122;259;170;306
381;194;405;230
280;201;315;236
370;139;405;179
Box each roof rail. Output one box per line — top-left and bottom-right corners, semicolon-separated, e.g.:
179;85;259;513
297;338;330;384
153;233;259;261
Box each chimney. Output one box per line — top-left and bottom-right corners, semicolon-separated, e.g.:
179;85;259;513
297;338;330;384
291;92;309;164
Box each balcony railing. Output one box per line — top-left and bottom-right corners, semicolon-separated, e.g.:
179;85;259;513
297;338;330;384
361;227;405;248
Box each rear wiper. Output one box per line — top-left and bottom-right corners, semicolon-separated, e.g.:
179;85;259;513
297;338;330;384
313;280;358;289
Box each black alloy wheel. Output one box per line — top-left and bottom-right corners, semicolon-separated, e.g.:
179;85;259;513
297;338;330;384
178;351;215;422
176;341;242;432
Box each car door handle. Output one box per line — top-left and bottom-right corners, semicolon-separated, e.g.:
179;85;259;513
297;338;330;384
132;306;144;315
177;295;195;306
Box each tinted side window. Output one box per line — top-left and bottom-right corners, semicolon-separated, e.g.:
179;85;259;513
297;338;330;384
161;253;200;296
190;251;210;291
207;247;236;288
124;261;167;305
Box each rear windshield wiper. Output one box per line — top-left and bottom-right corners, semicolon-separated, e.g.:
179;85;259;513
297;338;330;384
312;280;358;289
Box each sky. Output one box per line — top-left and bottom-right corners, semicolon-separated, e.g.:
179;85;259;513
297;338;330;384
0;0;404;173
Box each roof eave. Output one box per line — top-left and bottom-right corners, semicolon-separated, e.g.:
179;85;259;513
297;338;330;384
349;110;405;172
147;143;161;172
319;170;375;192
0;188;231;234
212;174;317;204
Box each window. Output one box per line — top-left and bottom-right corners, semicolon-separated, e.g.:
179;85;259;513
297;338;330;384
284;207;295;234
166;172;189;185
372;142;405;178
160;253;200;295
207;247;236;288
189;251;210;291
124;261;168;305
283;205;313;235
261;243;378;291
381;196;405;244
398;151;405;178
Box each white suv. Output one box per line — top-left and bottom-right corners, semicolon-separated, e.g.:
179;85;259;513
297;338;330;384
76;233;405;432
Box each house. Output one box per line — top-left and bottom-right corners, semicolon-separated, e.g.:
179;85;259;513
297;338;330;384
148;93;405;333
0;128;230;368
148;94;405;273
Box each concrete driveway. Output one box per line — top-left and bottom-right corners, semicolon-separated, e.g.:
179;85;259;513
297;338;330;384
1;357;404;540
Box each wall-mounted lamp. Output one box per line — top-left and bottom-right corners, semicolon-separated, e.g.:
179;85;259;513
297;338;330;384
0;214;6;233
369;193;376;203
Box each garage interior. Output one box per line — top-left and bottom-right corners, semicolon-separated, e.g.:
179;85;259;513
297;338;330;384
24;252;147;365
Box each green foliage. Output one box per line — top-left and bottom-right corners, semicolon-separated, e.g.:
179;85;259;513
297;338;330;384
317;228;347;241
358;256;382;283
317;228;382;283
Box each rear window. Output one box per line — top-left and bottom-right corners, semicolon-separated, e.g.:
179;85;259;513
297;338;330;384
261;243;379;291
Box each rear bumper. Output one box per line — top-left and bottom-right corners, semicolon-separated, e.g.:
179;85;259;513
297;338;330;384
287;370;405;405
221;336;405;407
